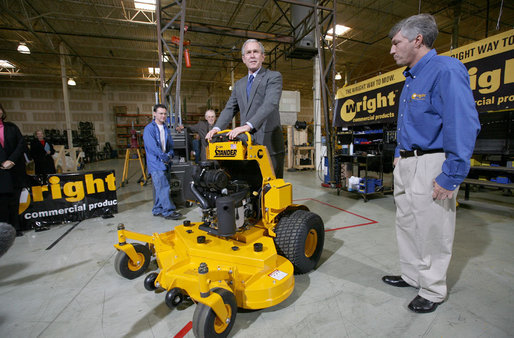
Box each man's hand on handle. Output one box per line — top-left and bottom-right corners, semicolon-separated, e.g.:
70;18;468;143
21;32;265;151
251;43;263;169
205;128;218;141
227;125;251;139
205;125;251;142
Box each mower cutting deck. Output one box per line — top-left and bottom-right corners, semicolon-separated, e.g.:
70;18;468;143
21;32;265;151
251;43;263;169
114;131;324;337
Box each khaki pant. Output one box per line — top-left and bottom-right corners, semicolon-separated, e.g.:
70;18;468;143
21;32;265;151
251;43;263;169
393;153;458;302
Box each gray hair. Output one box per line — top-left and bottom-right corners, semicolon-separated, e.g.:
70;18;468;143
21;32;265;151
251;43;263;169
204;109;216;118
241;39;265;55
388;13;438;48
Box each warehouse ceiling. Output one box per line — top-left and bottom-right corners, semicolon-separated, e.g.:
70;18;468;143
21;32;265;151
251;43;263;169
0;0;512;96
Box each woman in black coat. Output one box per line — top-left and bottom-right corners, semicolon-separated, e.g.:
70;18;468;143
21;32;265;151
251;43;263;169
30;129;56;176
0;103;27;236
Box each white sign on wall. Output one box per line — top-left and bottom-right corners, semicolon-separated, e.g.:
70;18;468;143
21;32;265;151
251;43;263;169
279;90;300;125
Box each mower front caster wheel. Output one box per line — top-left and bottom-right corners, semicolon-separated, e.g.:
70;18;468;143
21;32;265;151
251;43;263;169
114;243;151;279
144;272;158;291
165;288;184;308
192;288;237;338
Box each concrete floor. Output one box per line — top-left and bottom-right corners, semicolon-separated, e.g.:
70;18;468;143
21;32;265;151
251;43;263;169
1;158;513;338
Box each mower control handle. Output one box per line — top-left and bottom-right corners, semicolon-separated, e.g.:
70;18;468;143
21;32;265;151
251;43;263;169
211;130;253;146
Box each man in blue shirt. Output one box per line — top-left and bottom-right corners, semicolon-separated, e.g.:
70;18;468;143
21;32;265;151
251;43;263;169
143;104;182;220
381;14;480;313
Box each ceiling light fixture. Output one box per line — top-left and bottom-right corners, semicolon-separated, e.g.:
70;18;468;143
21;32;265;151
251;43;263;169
148;67;160;75
17;42;30;54
67;78;76;86
0;60;16;68
134;0;156;11
229;85;232;91
325;25;351;40
335;72;342;80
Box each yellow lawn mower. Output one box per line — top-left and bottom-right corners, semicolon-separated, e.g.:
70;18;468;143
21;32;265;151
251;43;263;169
113;130;324;337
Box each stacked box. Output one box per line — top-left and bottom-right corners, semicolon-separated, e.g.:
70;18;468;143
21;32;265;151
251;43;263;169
359;178;376;193
375;179;383;187
495;176;511;184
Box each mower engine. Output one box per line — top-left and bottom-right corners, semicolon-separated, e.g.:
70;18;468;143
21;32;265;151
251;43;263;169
189;161;258;237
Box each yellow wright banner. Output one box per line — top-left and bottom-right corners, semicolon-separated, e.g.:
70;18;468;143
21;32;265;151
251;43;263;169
337;29;514;100
336;29;514;99
334;29;514;126
446;29;514;63
336;68;404;99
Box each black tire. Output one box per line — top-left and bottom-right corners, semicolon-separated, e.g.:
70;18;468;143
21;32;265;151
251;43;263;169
144;272;158;291
165;288;184;309
274;210;324;274
114;243;151;279
185;201;194;208
192;288;237;338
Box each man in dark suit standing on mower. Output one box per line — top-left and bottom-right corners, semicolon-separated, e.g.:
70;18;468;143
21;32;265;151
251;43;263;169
206;39;285;178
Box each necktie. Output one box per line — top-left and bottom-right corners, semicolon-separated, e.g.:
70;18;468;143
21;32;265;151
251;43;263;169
246;74;254;99
0;122;4;147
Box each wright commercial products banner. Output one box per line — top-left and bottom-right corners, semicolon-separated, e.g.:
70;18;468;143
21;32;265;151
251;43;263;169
334;29;514;127
19;170;118;227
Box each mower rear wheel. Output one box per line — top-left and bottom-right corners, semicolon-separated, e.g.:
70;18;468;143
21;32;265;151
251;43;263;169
114;243;151;280
192;288;237;338
274;210;324;274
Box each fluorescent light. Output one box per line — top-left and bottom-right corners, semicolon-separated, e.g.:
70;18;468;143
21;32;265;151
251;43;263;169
148;67;160;75
67;78;76;86
0;60;16;68
17;42;30;54
325;25;351;40
335;72;342;80
229;85;232;91
134;0;156;11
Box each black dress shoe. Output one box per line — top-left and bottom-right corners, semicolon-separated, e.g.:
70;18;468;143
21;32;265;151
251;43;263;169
382;275;411;287
164;211;183;220
408;295;442;313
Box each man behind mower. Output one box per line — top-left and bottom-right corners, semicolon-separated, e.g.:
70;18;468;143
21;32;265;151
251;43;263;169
143;104;182;220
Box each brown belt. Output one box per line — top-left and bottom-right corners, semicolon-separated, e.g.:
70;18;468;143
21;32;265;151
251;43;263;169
399;149;444;158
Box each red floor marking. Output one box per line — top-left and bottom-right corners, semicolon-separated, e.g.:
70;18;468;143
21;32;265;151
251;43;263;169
293;198;378;231
173;321;192;338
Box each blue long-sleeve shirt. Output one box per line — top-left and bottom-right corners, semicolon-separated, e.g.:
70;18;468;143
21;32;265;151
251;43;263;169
143;121;174;173
395;49;481;191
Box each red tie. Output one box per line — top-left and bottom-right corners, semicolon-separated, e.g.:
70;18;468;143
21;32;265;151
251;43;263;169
0;121;4;147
